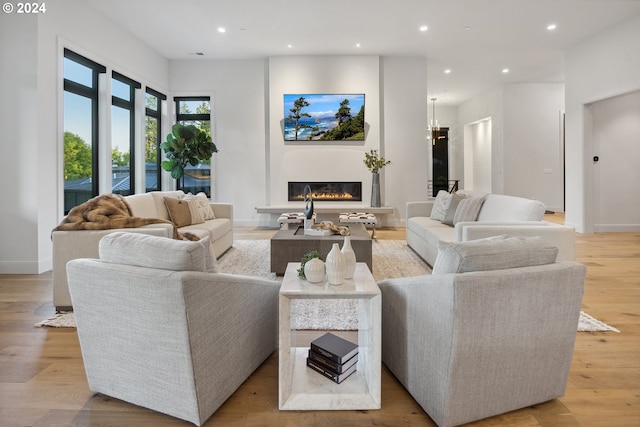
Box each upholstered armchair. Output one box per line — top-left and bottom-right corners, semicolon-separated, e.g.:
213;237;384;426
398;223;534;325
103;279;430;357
380;237;586;427
66;232;280;426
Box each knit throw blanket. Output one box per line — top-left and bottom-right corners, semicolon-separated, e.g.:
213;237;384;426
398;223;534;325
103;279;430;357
52;194;189;240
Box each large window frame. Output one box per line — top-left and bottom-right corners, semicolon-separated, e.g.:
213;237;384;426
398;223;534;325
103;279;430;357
145;87;167;192
111;71;141;196
174;96;212;196
63;48;106;213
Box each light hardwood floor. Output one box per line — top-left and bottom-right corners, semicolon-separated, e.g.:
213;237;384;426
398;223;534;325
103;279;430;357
1;215;638;427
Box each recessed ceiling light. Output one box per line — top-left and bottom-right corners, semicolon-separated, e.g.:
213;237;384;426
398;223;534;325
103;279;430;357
217;27;226;33
547;23;557;31
189;52;205;56
444;69;451;74
419;25;428;32
502;68;510;74
287;44;293;48
356;43;361;48
464;26;471;31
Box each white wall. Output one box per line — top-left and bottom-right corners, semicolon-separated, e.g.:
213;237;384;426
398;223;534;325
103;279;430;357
381;57;429;221
590;91;640;231
457;83;565;210
267;56;381;210
0;0;170;273
458;87;505;194
503;83;565;210
565;13;640;232
168;55;429;226
169;59;268;225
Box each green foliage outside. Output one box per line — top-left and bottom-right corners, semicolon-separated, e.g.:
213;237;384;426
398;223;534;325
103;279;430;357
63;131;92;180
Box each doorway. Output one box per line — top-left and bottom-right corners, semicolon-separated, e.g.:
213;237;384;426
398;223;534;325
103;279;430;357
432;128;449;196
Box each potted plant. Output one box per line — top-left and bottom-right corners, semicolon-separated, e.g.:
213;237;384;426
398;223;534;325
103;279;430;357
363;149;391;207
161;124;218;191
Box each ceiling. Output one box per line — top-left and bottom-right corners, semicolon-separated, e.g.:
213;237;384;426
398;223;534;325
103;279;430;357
86;0;640;106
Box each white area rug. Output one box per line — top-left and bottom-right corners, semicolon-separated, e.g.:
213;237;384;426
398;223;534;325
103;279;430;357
35;239;620;332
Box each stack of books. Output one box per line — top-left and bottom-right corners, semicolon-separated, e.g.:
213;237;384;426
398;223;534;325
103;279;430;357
306;332;358;384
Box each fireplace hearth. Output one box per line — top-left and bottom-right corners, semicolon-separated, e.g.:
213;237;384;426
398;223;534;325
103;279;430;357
288;182;362;202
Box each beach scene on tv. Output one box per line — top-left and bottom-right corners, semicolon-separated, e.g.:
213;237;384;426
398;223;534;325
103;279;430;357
284;94;365;141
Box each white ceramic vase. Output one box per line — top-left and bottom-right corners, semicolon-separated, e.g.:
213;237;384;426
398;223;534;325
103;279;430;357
303;257;325;283
341;235;357;279
325;243;346;285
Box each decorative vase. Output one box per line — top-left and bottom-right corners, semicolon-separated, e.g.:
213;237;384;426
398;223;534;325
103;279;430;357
325;243;346;285
341;236;357;279
371;173;381;207
303;257;325;283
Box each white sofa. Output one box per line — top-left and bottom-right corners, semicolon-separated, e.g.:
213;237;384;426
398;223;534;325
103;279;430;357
52;190;233;310
406;191;575;266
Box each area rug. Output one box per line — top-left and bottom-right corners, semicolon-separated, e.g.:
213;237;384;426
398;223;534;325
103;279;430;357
34;239;619;332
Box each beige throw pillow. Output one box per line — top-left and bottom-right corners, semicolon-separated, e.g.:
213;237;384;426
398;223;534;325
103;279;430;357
183;192;215;221
442;193;465;226
163;197;192;227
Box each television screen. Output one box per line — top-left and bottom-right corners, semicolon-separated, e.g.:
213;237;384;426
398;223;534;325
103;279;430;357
284;94;365;141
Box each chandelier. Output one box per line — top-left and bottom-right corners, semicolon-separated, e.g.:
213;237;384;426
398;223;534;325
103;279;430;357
428;97;444;145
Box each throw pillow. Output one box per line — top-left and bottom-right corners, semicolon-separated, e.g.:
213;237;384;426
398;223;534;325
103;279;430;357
453;197;485;224
163;197;193;227
184;192;215;221
99;232;208;272
180;193;205;225
432;235;559;275
430;190;452;221
442;193;465;226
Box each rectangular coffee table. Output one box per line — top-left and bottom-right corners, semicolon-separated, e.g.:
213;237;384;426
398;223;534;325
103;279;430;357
279;262;381;410
270;223;372;275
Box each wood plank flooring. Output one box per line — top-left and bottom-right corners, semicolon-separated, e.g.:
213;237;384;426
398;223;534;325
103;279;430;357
1;215;638;426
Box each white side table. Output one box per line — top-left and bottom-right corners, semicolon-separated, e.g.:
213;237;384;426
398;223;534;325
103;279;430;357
278;262;381;410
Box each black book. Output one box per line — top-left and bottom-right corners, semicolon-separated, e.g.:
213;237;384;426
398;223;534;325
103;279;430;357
308;349;358;374
310;333;358;364
306;358;357;384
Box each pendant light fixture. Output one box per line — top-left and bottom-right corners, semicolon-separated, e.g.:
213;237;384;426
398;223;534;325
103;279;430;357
428;97;441;145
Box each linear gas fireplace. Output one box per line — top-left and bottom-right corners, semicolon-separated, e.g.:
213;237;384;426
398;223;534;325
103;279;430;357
288;182;362;202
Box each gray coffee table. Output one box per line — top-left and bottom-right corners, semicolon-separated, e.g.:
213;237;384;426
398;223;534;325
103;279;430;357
270;223;372;275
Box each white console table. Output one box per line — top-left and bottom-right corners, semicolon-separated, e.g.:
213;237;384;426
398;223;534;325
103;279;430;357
278;262;381;410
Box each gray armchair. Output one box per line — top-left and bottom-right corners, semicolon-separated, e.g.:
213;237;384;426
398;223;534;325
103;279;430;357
380;261;586;427
66;232;280;426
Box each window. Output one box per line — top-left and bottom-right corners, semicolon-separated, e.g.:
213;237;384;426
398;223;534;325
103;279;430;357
145;88;166;192
63;49;105;213
175;96;212;196
111;72;140;196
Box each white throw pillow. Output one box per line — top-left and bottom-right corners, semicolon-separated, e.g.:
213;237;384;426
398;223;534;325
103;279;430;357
453;196;485;224
99;232;210;272
430;190;452;221
432;236;558;275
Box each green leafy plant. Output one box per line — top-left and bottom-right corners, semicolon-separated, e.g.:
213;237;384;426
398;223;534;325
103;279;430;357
363;149;391;173
298;250;323;278
160;124;218;186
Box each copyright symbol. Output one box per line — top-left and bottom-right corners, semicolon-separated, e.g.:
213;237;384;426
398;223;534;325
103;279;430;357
2;3;13;13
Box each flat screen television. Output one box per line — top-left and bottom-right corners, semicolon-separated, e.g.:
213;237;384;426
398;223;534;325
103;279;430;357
284;93;365;141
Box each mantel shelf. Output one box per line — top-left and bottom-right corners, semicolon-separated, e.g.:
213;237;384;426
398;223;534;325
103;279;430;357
255;205;394;214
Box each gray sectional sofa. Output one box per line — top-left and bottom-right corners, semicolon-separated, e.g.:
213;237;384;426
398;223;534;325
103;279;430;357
406;190;575;266
52;190;233;310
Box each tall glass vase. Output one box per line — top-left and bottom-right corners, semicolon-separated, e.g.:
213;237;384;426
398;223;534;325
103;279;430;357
371;173;381;207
